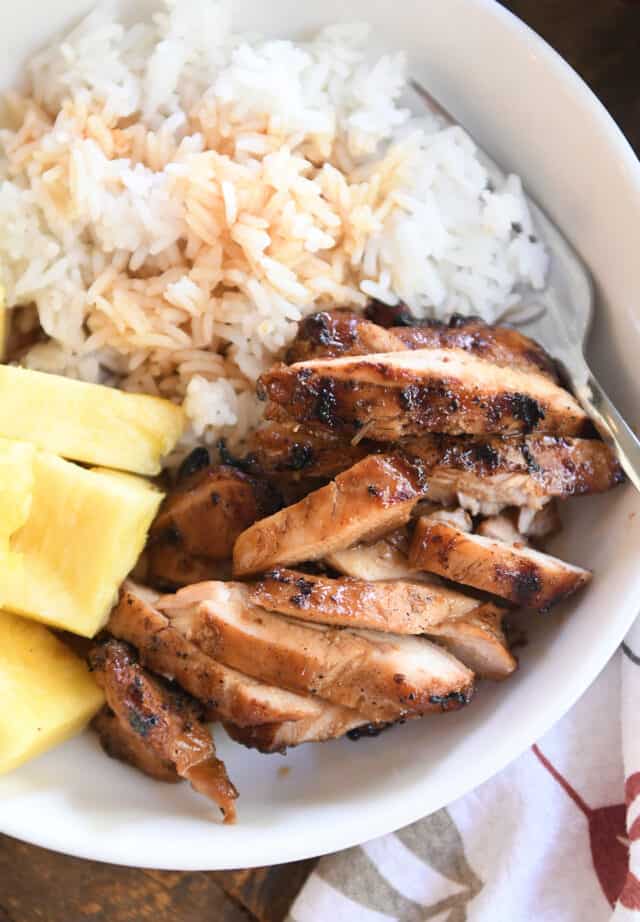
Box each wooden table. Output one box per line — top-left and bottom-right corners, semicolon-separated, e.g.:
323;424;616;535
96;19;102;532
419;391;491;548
1;2;638;919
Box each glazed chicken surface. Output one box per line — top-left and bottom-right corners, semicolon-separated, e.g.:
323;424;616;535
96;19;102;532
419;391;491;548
92;308;625;819
89;638;238;822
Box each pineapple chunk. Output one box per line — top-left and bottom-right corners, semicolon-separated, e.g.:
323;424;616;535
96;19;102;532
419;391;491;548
0;437;35;543
0;285;6;361
1;449;163;637
0;364;185;475
0;610;104;775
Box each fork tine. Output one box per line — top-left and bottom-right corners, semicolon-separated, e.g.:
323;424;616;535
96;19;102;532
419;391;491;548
410;81;637;490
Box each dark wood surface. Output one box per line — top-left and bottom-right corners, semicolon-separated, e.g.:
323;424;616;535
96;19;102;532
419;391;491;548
0;836;316;922
1;2;638;920
504;0;640;155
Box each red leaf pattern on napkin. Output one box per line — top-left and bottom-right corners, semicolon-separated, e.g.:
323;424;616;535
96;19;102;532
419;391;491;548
625;772;640;807
619;873;640;910
532;745;629;907
620;772;640;909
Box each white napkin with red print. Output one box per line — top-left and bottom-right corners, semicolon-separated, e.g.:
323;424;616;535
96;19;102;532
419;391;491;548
288;621;640;922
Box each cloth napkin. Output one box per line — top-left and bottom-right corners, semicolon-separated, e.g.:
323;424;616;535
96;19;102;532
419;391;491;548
287;621;640;922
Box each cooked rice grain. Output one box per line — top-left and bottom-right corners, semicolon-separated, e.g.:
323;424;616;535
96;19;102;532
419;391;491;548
0;0;548;455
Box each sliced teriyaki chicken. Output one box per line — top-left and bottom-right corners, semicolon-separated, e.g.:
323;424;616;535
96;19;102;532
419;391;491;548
476;507;561;545
93;705;180;782
410;515;591;610
390;317;560;380
517;502;562;539
245;429;622;510
289;308;559;379
362;300;421;329
250;568;479;633
147;463;282;588
248;421;371;479
109;583;332;727
157;582;475;721
88;639;238;822
424;507;473;532
325;530;418;580
232;453;429;577
426;603;517;680
476;514;528;546
146;543;231;592
224;709;375;753
401;434;624;514
258;349;591;440
285;310;408;363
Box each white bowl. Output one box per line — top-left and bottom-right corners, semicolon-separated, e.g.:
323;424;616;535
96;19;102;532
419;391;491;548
1;0;639;871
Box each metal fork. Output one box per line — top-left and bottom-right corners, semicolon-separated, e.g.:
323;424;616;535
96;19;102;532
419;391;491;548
411;79;640;492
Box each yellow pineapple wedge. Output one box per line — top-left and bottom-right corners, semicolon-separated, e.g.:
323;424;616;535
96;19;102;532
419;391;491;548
0;437;35;544
0;364;185;475
1;446;163;636
0;610;104;774
0;285;6;361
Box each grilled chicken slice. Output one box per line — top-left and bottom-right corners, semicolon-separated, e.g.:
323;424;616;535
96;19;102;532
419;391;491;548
157;582;475;721
325;530;418;580
426;507;473;532
88;639;238;822
148;465;281;572
426;603;517;680
246;430;622;511
259;350;590;440
285;310;406;363
109;583;333;727
402;434;624;514
476;514;528;546
224;709;374;753
476;506;560;546
248;421;371;479
290;309;559;379
517;502;562;539
93;705;180;782
250;568;479;633
366;303;559;378
232;453;429;577
146;543;232;591
392;320;559;380
410;515;591;610
364;300;421;329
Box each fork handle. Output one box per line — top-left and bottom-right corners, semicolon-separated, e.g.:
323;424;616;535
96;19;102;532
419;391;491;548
575;371;640;492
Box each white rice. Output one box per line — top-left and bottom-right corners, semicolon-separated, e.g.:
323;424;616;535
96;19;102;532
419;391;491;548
0;0;549;454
